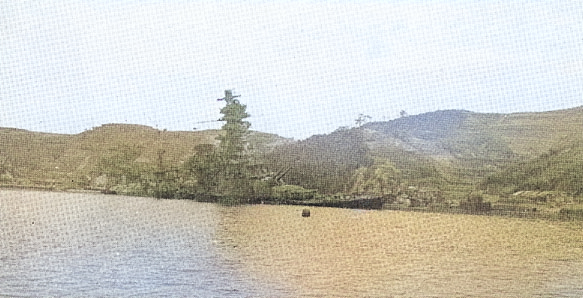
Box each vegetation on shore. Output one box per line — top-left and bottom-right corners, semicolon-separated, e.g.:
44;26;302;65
1;96;582;220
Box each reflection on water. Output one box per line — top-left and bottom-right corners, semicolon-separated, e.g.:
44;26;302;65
2;190;583;297
217;204;583;297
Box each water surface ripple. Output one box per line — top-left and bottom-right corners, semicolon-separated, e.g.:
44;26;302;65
2;190;583;297
0;190;285;297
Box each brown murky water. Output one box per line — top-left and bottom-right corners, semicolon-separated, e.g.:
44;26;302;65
218;204;583;297
2;190;583;297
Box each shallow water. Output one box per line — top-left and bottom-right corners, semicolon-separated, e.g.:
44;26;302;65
1;189;583;297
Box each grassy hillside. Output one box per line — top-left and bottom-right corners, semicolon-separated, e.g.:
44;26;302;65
0;124;285;191
2;106;581;210
356;106;583;202
366;107;580;167
365;106;583;158
481;140;583;195
489;106;583;158
0;128;73;183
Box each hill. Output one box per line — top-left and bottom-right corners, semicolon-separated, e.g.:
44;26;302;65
365;106;582;166
263;106;583;202
0;124;287;191
0;128;73;183
1;106;582;207
480;140;583;195
365;106;583;159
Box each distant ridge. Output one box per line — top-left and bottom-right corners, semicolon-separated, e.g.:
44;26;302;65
1;106;582;198
362;106;583;159
0;124;285;190
364;109;473;138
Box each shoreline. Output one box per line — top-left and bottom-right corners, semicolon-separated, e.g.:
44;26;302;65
2;185;582;222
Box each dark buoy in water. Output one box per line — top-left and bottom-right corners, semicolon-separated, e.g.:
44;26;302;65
302;209;310;217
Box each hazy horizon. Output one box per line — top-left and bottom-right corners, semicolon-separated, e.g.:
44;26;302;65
2;104;583;139
2;1;582;139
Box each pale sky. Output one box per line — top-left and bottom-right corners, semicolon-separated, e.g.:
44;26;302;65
1;1;582;139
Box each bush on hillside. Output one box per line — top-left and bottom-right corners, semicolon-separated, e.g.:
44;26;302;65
459;193;491;212
559;208;583;220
